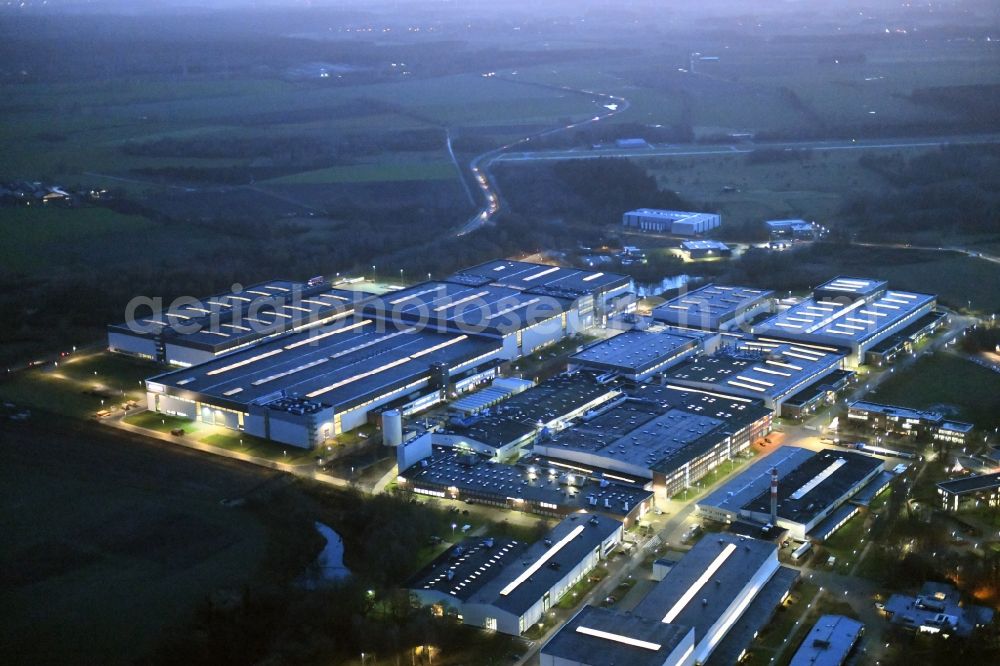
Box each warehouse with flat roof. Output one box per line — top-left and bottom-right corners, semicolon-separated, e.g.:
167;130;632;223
765;219;815;240
540;605;696;666
569;330;704;381
789;615;864;666
752;277;937;365
680;240;732;259
651;284;773;331
448;259;633;327
663;341;844;416
135;259;635;446
637;534;796;665
535;383;772;497
541;534;797;666
433;372;622;458
456;514;623;635
623;209;722;236
361;279;578;359
109;279;369;366
697;447;884;540
397;447;653;526
408;535;527;610
146;318;505;448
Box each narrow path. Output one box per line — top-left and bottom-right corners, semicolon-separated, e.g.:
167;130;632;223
445;128;477;206
84;170;325;215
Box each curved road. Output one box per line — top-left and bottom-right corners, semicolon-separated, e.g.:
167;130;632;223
457;81;630;236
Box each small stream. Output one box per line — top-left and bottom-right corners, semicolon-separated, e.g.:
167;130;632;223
299;521;351;589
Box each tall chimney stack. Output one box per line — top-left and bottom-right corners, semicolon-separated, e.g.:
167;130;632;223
770;467;779;525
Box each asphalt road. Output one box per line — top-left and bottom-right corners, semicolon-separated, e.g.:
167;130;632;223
457;80;629;236
851;240;1000;266
493;132;1000;163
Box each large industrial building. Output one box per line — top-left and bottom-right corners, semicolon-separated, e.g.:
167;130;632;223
540;605;695;666
765;219;815;241
651;284;773;332
409;514;624;636
141;260;631;447
623;209;722;236
430;372;623;459
752;277;937;365
361;279;580;360
108;279;369;366
534;383;772;497
663;341;845;416
447;259;633;328
777;369;855;420
847;401;974;446
541;534;798;666
568;330;705;381
864;311;947;366
146;318;506;448
697;447;884;541
679;240;731;260
397;446;654;527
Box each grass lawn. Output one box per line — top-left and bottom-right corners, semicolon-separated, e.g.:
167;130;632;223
872;353;1000;429
744;581;820;665
0;351;156;418
123;410;317;465
556;566;608;609
818;513;870;575
670;451;758;501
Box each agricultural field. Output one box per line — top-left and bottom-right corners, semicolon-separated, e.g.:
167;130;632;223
512;38;999;138
0;72;599;188
643;148;897;227
0;206;156;274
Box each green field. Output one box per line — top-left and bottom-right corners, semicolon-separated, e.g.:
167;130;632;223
513;38;998;137
871;353;1000;429
0;207;155;273
857;253;1000;314
0;420;289;664
266;160;457;184
0;72;597;184
729;244;1000;316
